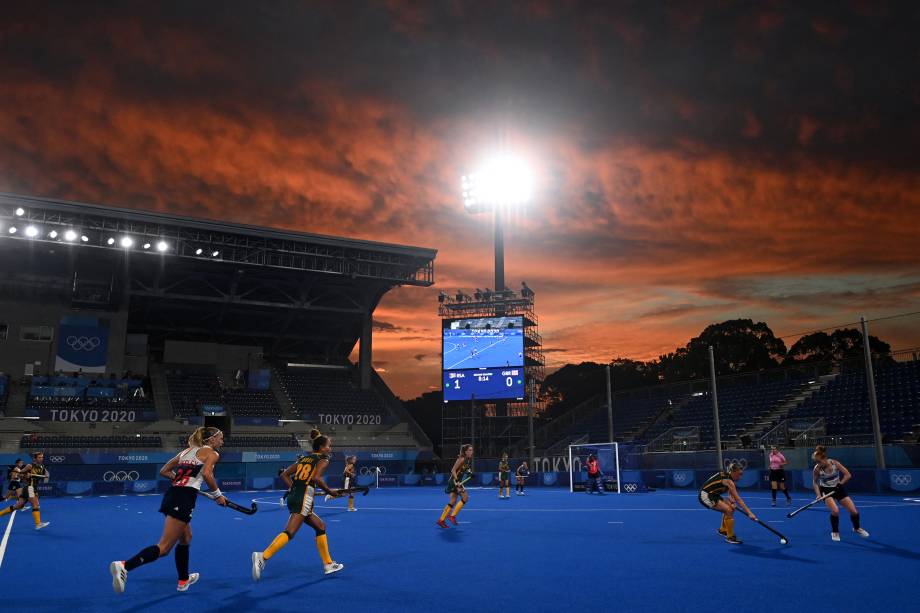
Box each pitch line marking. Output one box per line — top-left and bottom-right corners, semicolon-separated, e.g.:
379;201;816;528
0;510;16;570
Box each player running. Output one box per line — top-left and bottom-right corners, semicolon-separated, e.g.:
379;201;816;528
768;445;792;507
437;444;473;528
4;458;24;501
498;453;511;499
698;463;757;544
0;451;50;529
515;461;530;495
109;426;228;594
812;445;869;542
252;429;344;579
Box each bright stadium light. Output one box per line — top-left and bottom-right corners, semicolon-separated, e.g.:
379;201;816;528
156;241;169;252
81;235;89;242
107;237;115;245
142;242;151;250
120;236;134;248
48;230;58;239
195;248;203;255
211;250;220;257
461;154;533;212
64;230;78;241
25;225;39;237
8;226;17;234
15;207;24;216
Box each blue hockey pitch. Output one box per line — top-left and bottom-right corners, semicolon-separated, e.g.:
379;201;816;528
2;488;918;612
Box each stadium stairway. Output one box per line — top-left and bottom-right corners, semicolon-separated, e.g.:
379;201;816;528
148;362;175;421
269;367;297;419
740;375;836;444
2;378;29;418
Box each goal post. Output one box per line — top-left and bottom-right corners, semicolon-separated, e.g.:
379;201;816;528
568;441;621;493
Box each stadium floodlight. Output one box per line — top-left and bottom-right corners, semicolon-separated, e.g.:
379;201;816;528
106;237;115;245
195;248;203;255
8;226;17;234
81;235;89;242
48;230;58;239
15;207;24;216
64;230;77;241
25;225;39;237
120;236;134;248
156;240;169;252
461;154;533;212
211;250;220;257
142;242;151;250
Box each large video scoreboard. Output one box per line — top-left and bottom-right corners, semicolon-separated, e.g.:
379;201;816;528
442;316;525;402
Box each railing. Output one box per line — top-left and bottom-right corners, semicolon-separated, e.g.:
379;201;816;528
647;426;701;452
760;417;826;448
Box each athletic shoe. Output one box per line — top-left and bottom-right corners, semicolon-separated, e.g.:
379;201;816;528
348;507;357;512
448;514;458;526
854;528;870;538
717;529;727;537
177;573;199;592
725;536;743;545
323;562;344;575
786;498;792;506
324;495;333;502
771;501;776;507
110;561;127;594
831;532;841;542
251;552;265;581
35;521;50;530
437;520;449;529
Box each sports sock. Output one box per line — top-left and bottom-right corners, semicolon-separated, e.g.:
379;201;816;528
451;500;465;518
850;513;860;530
348;497;354;510
0;506;12;517
175;544;190;581
315;533;332;565
719;514;727;532
32;509;41;526
830;514;840;532
783;489;791;500
125;545;161;571
724;516;735;538
438;504;452;522
263;532;289;560
771;489;777;502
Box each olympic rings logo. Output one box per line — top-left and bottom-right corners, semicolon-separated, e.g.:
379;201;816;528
359;466;386;476
66;336;101;351
103;471;139;481
723;458;749;470
624;483;638;493
892;474;912;486
673;472;688;483
48;456;66;463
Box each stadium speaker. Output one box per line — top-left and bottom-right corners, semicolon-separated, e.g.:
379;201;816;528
204;415;232;438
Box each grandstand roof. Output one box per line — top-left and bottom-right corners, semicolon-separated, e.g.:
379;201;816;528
0;192;437;361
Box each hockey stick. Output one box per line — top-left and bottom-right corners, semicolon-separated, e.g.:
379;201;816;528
197;491;257;515
750;516;789;545
336;486;370;497
787;491;835;518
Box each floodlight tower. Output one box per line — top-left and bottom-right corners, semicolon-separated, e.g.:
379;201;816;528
461;155;533;295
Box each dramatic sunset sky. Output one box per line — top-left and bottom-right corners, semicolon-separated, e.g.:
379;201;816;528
2;1;919;398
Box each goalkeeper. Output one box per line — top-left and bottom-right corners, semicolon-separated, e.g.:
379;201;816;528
586;454;604;494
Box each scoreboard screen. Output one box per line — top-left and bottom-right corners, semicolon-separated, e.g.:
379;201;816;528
442;367;525;402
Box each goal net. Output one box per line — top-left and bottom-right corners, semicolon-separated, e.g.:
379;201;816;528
568;442;621;493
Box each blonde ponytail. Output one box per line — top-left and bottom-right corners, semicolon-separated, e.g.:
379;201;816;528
188;426;221;448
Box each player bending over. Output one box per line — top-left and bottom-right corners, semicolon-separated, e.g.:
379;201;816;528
438;444;474;528
110;427;228;594
515;461;529;495
698;463;756;544
252;428;344;579
812;445;869;542
498;453;511;499
0;451;50;529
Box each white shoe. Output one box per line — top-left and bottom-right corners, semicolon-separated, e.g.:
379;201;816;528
251;552;265;581
35;521;50;530
348;507;357;512
855;528;870;538
177;572;199;592
110;561;127;594
831;532;840;542
323;561;344;575
324;495;333;502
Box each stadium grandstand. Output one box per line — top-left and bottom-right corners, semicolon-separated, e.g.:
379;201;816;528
0;193;437;483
